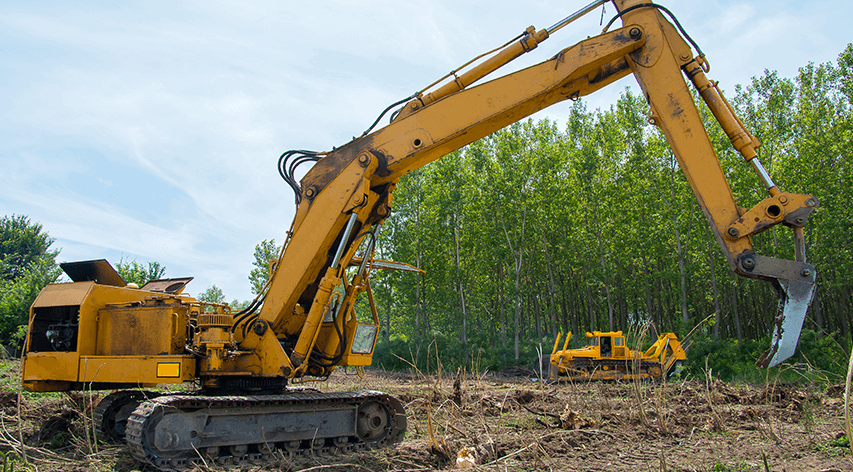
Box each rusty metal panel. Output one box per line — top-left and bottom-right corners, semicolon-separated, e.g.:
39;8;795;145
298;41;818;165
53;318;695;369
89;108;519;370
22;352;79;381
140;277;194;294
96;306;175;356
78;355;196;384
31;282;93;307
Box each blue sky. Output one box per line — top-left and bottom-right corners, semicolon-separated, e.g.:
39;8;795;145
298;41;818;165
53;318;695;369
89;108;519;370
1;0;850;302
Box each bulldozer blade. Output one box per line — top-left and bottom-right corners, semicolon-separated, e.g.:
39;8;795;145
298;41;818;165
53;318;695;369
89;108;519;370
756;277;816;368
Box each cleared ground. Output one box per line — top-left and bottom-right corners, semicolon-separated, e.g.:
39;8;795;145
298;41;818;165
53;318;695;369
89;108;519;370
1;361;850;472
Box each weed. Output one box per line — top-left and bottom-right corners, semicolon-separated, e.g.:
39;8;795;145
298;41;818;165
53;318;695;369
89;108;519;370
815;433;850;457
801;400;816;434
1;451;35;472
703;358;725;433
710;458;753;471
0;361;18;391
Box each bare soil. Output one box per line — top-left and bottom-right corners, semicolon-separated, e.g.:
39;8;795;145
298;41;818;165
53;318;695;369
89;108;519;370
1;361;850;472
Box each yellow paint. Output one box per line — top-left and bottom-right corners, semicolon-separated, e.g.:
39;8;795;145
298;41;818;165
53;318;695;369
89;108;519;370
78;356;195;383
157;362;181;378
549;331;687;381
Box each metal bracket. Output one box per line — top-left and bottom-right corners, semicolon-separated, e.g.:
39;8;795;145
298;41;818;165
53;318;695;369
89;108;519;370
726;193;817;240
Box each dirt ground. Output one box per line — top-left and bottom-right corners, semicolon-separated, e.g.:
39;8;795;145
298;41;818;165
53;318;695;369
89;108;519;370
1;361;851;472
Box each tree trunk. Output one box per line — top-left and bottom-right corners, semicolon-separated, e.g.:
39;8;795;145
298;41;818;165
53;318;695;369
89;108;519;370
499;263;507;351
453;225;468;363
414;221;423;361
732;281;742;345
543;238;560;337
674;221;690;329
499;201;527;362
707;235;721;338
533;292;542;348
586;285;595;332
592;213;615;331
642;255;654;326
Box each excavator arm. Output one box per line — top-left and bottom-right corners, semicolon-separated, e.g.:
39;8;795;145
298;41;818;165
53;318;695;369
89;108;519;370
242;0;817;381
621;3;817;367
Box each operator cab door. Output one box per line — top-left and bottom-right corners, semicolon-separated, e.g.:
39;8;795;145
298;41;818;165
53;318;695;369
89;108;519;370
613;336;626;357
600;336;612;358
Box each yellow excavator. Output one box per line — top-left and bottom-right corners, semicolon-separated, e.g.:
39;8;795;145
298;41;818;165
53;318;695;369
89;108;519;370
21;0;818;469
549;332;687;381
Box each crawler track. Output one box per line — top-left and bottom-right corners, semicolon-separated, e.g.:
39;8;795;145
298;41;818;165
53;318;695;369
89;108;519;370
94;390;162;442
554;360;665;381
125;390;406;471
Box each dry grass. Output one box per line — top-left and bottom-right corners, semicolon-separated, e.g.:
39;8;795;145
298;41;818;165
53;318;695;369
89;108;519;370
0;358;851;472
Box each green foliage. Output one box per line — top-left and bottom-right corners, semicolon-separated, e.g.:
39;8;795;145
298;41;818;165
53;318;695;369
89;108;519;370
373;338;415;371
230;299;251;312
0;361;20;392
0;215;57;282
197;285;227;313
198;285;225;304
115;258;166;287
709;458;752;472
0;215;61;350
11;324;29;348
0;450;36;472
685;335;768;382
249;239;281;295
815;433;850;457
686;329;848;383
373;330;543;374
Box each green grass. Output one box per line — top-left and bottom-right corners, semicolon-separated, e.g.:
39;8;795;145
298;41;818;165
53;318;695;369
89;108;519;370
710;458;754;471
815;433;850;458
0;360;20;391
0;359;61;401
0;450;36;472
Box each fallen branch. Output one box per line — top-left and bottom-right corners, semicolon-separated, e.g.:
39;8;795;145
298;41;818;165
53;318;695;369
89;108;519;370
521;404;560;420
296;464;375;472
0;425;68;462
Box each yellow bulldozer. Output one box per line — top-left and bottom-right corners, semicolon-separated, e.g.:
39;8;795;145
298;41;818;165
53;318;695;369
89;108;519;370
549;331;687;382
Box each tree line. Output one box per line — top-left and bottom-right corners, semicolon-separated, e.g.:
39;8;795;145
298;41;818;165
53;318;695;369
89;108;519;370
369;45;853;378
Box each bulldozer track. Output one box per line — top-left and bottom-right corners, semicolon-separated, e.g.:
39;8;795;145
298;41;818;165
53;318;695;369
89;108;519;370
125;389;406;471
557;359;665;381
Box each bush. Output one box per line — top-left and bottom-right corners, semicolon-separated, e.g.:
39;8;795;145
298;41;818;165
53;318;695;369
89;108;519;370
373;331;549;375
685;329;848;383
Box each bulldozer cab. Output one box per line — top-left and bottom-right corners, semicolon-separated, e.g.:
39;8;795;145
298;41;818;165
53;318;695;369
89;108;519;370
585;331;626;359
